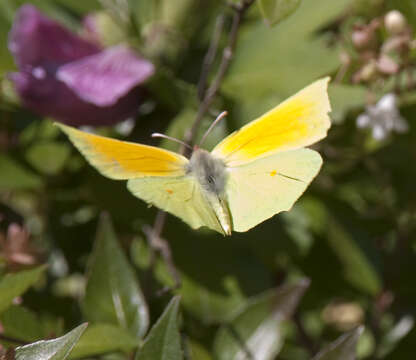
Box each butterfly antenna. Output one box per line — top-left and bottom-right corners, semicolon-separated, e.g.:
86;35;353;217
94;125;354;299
151;133;193;150
199;111;228;147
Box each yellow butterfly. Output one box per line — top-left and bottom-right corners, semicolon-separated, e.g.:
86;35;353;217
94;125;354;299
57;77;331;235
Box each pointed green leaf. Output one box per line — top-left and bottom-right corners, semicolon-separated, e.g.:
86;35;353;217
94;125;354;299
69;323;138;359
1;306;46;342
0;154;43;190
0;265;47;314
25;142;71;175
327;218;381;296
131;237;272;324
135;296;182;360
213;280;309;360
15;323;87;360
82;214;149;338
312;326;364;360
258;0;302;26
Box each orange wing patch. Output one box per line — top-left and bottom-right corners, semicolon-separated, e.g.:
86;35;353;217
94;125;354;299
56;123;188;179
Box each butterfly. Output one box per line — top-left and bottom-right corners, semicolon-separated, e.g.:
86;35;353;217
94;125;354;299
57;77;331;235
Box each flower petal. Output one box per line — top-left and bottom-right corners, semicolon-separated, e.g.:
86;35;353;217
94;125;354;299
377;93;397;112
356;114;371;128
10;70;142;126
56;45;155;106
373;125;387;140
8;4;100;69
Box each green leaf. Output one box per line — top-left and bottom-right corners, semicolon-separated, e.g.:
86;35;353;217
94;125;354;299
25;142;71;175
19;119;60;145
223;0;352;119
327;218;382;296
258;0;302;26
131;237;272;324
178;272;246;324
82;214;149;338
187;341;212;360
328;84;367;123
15;323;87;360
312;326;364;360
213;280;309;360
0;265;47;314
51;0;101;15
69;323;138;359
1;306;46;342
135;296;182;360
0;154;43;190
0;5;14;74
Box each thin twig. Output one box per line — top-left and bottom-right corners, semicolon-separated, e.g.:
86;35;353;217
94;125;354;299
197;14;226;101
142;223;181;295
144;0;255;294
183;0;256;152
0;334;27;346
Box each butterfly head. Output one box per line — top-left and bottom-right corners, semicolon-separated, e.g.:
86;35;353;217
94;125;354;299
188;148;227;196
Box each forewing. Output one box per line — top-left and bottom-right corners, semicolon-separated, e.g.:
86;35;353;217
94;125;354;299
212;77;330;166
57;123;188;179
226;148;322;232
127;176;224;234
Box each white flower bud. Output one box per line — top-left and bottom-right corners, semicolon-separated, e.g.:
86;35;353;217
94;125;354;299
385;10;407;35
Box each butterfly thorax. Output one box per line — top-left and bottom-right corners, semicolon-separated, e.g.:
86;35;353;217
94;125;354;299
188;149;232;235
188;149;227;195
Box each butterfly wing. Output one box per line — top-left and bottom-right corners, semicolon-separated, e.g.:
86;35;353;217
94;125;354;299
212;77;331;167
226;148;322;232
57;124;223;233
56;123;188;179
127;176;225;234
212;77;331;232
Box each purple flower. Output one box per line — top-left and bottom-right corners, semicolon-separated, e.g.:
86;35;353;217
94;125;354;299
8;5;154;126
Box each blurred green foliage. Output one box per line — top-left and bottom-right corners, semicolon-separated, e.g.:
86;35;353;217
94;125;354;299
1;0;416;359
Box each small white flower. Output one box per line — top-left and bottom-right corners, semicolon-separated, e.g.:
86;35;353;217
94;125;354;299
356;93;408;140
385;10;407;35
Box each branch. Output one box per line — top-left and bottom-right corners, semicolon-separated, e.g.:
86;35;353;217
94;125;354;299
197;14;225;101
145;0;255;293
183;0;256;150
0;333;27;345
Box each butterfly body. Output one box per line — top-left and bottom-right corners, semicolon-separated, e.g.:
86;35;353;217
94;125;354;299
187;148;231;235
57;78;331;235
188;148;227;195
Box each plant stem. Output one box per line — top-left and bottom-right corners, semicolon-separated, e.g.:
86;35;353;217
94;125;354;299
183;0;256;152
0;334;27;345
145;0;255;292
